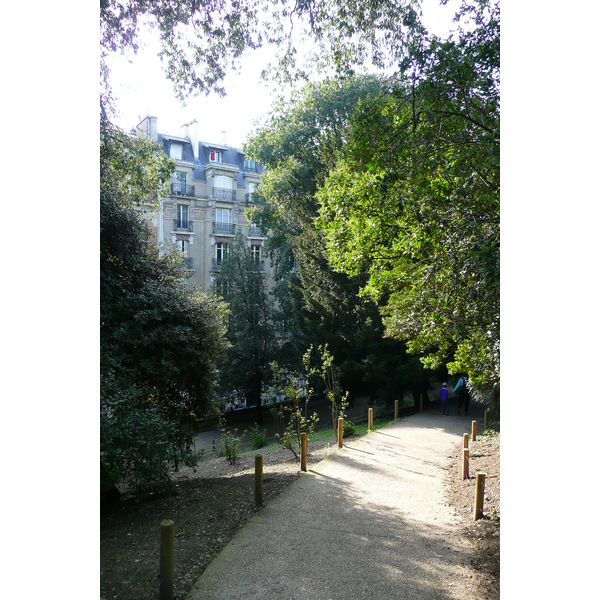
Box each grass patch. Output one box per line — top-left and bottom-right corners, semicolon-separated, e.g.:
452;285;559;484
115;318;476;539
238;415;398;457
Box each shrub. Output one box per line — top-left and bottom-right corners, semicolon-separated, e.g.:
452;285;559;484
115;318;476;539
343;420;357;437
219;429;244;464
248;423;268;450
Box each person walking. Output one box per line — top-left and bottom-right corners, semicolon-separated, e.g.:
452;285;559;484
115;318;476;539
440;382;450;415
453;375;470;415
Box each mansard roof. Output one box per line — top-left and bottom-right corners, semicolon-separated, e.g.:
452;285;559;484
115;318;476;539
157;133;264;183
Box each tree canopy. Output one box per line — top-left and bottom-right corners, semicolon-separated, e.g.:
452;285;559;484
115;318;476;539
100;118;229;492
101;0;436;103
316;0;499;401
245;76;431;403
212;232;277;414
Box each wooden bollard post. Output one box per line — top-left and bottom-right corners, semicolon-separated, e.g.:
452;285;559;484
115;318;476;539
394;399;399;420
338;417;343;448
301;432;307;471
484;409;489;431
472;420;477;442
462;448;469;480
159;519;174;600
419;392;423;412
474;472;486;521
463;433;469;449
368;407;373;432
255;455;263;505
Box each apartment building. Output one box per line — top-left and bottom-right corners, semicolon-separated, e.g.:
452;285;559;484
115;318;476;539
134;115;268;291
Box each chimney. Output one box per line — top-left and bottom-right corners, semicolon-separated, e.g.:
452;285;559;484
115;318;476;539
136;115;158;141
222;130;228;146
184;119;200;159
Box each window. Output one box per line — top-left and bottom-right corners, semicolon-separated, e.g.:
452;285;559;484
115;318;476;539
215;242;229;264
214;175;232;189
215;208;233;234
176;204;189;229
247;182;257;203
173;171;187;195
244;158;256;171
170;142;183;160
215;279;231;298
251;245;262;265
212;175;234;200
177;239;189;256
210;149;222;162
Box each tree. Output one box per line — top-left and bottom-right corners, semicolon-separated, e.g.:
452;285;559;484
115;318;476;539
213;232;277;418
317;0;500;404
245;76;430;405
100;0;422;100
100;118;229;494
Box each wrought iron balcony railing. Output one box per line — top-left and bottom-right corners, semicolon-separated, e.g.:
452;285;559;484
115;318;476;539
211;187;236;201
248;224;262;237
213;222;236;235
170;183;196;197
184;257;193;270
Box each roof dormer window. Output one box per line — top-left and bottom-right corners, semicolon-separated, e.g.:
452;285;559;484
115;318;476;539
210;149;222;163
170;142;183;160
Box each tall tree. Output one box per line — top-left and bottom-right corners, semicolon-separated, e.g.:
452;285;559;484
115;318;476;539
100;118;229;493
245;76;429;403
213;232;276;418
317;0;500;403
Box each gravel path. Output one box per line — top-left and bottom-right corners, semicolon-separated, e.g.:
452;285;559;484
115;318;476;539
187;409;486;599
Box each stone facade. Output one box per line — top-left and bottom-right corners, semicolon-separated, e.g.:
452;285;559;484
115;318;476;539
134;115;269;292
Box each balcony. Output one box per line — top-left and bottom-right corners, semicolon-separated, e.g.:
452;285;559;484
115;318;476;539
173;219;194;232
213;222;236;235
170;183;196;197
184;257;194;271
211;187;236;201
248;224;262;237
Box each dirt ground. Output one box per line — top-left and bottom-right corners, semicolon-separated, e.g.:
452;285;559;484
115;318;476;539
100;427;499;600
446;430;501;599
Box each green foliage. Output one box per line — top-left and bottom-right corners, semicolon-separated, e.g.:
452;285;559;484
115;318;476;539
268;359;319;458
342;420;357;437
316;1;500;402
247;424;268;450
219;429;244;465
246;76;428;402
213;232;277;410
101;119;229;493
101;0;422;101
316;344;349;431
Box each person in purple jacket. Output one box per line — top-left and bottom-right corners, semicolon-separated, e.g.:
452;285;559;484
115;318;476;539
440;382;450;415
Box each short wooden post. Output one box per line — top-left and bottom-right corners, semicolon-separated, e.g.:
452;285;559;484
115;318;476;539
159;519;174;600
338;417;344;448
463;433;469;449
419;392;423;412
472;420;477;442
474;472;486;521
484;409;489;431
301;432;307;471
255;455;263;505
368;407;373;432
394;399;399;420
462;448;469;480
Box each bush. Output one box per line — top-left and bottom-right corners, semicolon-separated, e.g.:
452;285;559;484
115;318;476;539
248;423;268;450
343;420;357;437
219;429;244;464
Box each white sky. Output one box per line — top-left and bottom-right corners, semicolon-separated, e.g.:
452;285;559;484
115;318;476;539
106;0;461;148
